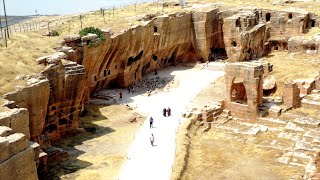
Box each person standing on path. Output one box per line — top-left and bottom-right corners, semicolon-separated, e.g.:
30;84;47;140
149;116;154;129
119;91;123;101
150;133;155;147
167;107;171;117
163;108;167;117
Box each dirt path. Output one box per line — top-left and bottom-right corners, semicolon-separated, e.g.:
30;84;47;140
50;64;224;180
118;64;224;180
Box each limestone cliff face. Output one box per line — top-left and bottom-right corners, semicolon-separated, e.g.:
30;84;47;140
2;61;85;144
3;76;50;142
41;62;86;141
192;9;225;62
64;12;206;100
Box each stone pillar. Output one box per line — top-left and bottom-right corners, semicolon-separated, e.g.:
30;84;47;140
283;81;300;109
315;74;320;90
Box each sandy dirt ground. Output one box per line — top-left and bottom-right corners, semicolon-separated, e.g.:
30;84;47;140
178;68;308;180
118;64;224;180
49;63;224;180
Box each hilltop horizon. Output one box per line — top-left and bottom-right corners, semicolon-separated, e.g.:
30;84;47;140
0;0;154;16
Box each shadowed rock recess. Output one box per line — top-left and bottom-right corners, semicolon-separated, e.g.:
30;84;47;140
0;7;319;179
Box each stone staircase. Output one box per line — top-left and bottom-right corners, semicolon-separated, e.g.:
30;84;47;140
301;89;320;109
206;114;320;179
64;62;85;75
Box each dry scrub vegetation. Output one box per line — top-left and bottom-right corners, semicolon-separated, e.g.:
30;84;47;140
50;104;144;179
179;129;302;179
0;33;59;95
263;51;320;97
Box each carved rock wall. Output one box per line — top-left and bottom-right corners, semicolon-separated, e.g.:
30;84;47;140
3;76;50;142
192;9;225;61
0;108;30;140
223;10;269;62
64;11;227;99
41;62;86;141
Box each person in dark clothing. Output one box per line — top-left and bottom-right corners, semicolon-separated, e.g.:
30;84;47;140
149;116;154;129
150;133;155;147
119;91;123;101
128;87;131;93
167;107;171;117
163;108;167;117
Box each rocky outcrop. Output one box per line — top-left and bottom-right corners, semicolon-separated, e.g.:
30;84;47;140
41;62;86;141
192;9;225;62
288;33;320;55
3;76;50;142
0;108;30;140
0;126;38;180
223;10;269;62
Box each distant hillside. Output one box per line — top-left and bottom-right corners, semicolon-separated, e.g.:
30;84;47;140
0;16;32;26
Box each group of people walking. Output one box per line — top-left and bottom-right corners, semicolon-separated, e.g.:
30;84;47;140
148;107;172;147
163;107;171;117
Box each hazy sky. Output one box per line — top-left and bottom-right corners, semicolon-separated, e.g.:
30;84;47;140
0;0;154;16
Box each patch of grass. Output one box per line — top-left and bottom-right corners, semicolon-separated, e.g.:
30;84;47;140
263;51;320;97
290;107;320;120
0;32;59;95
50;104;145;179
50;30;60;36
179;128;303;179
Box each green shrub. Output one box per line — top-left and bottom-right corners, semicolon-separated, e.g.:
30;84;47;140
50;30;60;36
79;27;105;41
79;27;106;47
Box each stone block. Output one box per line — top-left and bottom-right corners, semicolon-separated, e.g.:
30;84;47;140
0;126;13;137
0;137;9;163
64;34;81;43
8;109;30;140
283;81;301;108
29;141;40;161
315;74;320;90
7;133;29;157
0;147;38;180
268;106;282;118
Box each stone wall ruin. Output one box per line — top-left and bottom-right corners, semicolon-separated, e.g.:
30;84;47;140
225;63;264;120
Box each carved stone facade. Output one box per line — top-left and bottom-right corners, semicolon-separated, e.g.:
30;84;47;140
223;10;269;62
225;63;264;120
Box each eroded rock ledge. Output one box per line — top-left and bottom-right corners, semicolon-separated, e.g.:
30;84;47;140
0;7;319;179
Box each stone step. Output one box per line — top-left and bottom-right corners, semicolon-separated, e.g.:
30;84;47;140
301;99;320;109
0;126;13;137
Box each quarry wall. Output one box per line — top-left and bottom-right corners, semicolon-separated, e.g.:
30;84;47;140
0;7;318;179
